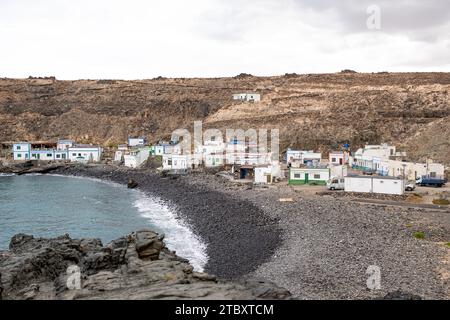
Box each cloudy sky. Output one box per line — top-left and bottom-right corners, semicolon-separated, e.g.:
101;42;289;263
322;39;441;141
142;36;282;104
1;0;449;79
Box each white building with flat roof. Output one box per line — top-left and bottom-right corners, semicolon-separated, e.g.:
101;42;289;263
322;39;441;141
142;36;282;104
232;93;261;102
68;145;103;163
57;139;74;150
13;142;31;161
124;146;150;168
344;176;405;195
128;137;146;147
162;154;191;171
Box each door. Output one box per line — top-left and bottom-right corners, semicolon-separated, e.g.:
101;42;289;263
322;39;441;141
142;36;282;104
305;173;309;183
266;174;271;183
339;158;343;165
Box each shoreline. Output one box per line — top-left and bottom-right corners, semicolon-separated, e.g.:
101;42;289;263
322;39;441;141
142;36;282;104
2;163;449;299
50;164;283;280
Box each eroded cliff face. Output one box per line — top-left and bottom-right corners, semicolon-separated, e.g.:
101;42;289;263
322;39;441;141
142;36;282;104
0;73;449;165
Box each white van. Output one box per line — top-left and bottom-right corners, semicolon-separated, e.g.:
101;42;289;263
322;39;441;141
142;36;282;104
327;177;345;190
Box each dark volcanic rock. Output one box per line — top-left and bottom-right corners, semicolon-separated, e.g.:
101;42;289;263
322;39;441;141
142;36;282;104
127;178;138;189
383;290;422;300
134;230;164;260
0;231;291;300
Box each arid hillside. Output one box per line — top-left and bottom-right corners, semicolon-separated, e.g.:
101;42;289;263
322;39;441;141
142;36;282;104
0;73;449;165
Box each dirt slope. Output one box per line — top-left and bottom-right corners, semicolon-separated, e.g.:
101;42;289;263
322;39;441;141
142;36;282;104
0;73;449;165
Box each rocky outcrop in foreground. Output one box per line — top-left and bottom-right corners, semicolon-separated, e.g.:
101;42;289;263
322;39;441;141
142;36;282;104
0;230;290;300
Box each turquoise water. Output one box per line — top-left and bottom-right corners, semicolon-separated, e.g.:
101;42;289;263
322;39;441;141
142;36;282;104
0;174;207;270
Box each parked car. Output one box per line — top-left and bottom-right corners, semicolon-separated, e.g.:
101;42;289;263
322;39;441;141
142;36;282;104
405;181;416;191
362;169;374;175
327;177;345;191
416;176;446;188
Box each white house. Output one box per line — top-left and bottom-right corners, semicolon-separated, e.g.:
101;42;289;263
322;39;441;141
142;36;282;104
124;146;150;168
57;139;74;150
353;144;397;170
344;176;405;195
13;142;31;161
329;151;349;166
68;145;103;163
288;167;330;185
54;150;69;161
30;150;57;161
162;154;191;171
254;162;284;184
287;149;322;167
128;137;146;147
232;93;261;102
387;159;445;180
163;143;183;156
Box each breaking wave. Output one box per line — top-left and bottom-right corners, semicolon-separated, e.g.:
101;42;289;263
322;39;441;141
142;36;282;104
133;193;208;272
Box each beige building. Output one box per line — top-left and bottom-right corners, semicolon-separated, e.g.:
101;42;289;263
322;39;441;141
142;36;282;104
387;159;445;180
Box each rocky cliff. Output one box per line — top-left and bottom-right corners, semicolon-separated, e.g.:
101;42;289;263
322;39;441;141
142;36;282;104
0;73;449;165
0;230;290;300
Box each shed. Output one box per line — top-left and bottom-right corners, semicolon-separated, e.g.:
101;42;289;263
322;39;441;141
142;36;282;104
344;176;405;195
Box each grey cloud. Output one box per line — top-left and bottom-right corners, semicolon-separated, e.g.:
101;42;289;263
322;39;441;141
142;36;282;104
294;0;450;41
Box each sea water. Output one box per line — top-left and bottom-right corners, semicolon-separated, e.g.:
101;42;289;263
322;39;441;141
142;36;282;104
0;174;207;271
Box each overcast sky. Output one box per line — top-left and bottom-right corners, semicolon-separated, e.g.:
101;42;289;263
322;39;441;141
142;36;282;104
1;0;449;79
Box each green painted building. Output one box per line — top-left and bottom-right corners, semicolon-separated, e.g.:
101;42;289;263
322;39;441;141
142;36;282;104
288;167;330;185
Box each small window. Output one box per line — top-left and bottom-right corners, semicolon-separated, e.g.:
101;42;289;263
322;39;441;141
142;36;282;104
72;153;77;156
47;153;52;157
56;154;61;159
17;154;22;158
16;146;21;150
332;158;336;162
314;174;320;179
380;181;384;183
430;172;436;178
78;153;82;157
294;174;301;179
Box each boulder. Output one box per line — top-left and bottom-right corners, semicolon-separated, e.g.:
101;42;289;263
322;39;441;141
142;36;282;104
127;178;138;189
134;230;164;260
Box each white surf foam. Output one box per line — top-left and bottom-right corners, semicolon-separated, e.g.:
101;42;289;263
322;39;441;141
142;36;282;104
133;192;208;272
0;173;15;177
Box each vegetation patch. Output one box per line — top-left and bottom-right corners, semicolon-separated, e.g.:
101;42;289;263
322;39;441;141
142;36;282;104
407;194;423;204
432;198;450;205
414;232;426;240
